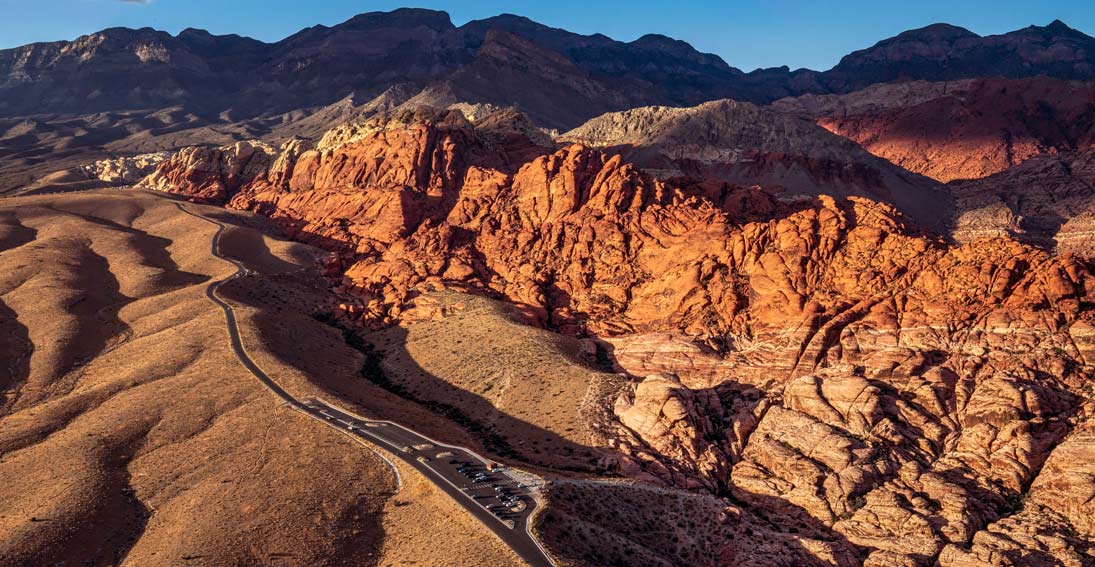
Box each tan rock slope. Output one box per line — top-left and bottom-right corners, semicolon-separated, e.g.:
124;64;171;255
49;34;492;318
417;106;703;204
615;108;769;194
560;99;949;229
133;108;1095;565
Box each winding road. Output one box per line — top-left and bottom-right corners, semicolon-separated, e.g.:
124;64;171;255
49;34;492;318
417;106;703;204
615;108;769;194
176;203;556;567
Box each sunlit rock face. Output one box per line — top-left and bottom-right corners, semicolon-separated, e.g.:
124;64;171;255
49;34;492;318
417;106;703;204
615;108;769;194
773;77;1095;183
138;141;277;204
81;152;174;184
139;106;1095;565
773;76;1095;266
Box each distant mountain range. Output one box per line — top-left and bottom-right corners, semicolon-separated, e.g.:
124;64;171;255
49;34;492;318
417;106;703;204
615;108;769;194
2;9;1094;129
2;8;1094;198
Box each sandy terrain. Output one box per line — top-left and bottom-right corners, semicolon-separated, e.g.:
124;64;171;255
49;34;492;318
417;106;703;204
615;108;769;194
0;189;520;567
371;293;624;471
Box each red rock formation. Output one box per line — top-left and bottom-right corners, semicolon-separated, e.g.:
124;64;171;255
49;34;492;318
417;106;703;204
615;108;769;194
138;141;275;203
139;109;1095;565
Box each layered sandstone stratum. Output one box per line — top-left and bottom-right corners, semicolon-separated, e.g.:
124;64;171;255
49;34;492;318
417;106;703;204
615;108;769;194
126;105;1095;566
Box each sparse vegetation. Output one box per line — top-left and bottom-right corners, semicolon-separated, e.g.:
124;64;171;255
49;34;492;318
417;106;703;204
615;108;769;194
311;310;528;460
998;490;1027;516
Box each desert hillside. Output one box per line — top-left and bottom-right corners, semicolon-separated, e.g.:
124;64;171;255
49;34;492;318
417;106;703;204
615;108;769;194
0;190;521;567
774;78;1095;183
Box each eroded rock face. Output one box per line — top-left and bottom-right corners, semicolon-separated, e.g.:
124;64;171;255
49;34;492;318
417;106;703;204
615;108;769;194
602;245;1093;564
138;110;1095;565
137;140;275;203
931;425;1095;566
612;373;767;492
560;99;949;229
606;350;1091;565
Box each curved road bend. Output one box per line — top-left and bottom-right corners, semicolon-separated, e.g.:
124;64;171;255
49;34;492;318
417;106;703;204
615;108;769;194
175;203;556;567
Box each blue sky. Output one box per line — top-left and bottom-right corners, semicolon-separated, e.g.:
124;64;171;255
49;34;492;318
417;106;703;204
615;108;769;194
1;0;1092;71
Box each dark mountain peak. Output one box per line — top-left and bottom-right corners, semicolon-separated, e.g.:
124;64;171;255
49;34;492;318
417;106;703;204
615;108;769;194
628;33;736;72
176;28;264;44
275;8;459;55
461;16;731;72
1022;18;1092;41
58;26;187;62
89;26;174;43
177;28;213;40
888;23;979;43
631;33;687;48
176;28;267;59
460;12;603;51
1047;19;1072;31
342;8;454;31
821;18;1095;92
482;13;537;25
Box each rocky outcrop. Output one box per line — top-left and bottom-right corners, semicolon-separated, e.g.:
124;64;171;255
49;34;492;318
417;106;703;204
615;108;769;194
774;78;1095;260
950;148;1095;258
80;152;174;185
141;110;1091;342
934;425;1095;566
137;141;275;203
611;374;767;492
608;330;1091;564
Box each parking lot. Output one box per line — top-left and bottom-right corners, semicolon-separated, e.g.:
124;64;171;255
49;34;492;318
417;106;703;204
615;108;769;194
446;459;530;520
295;398;554;567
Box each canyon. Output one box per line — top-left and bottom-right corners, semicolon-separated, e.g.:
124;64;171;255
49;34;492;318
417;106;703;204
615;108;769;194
3;7;1095;567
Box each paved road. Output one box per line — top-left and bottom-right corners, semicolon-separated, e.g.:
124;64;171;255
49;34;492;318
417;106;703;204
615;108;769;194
177;203;555;567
